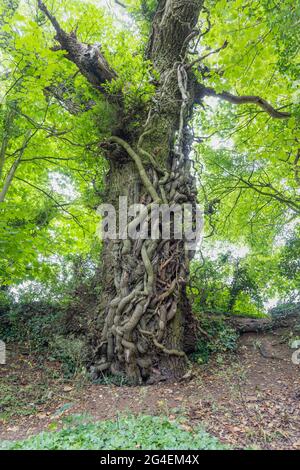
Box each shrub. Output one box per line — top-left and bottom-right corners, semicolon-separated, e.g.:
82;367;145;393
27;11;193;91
0;299;87;377
49;335;87;377
0;300;63;347
191;316;239;364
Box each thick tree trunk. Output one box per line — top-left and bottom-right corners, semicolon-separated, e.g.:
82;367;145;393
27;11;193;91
89;148;198;383
85;0;204;384
38;0;204;384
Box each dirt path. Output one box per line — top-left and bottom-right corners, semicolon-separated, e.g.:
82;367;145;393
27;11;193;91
1;329;299;450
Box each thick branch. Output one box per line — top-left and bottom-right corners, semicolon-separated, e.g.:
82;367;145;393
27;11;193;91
198;86;291;119
228;313;300;333
0;155;22;202
38;1;117;94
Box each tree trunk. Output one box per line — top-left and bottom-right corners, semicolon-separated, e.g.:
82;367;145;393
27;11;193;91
89;139;198;383
37;0;204;384
82;0;205;384
228;312;300;334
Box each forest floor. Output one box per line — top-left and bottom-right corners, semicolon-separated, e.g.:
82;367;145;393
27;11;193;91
0;327;299;450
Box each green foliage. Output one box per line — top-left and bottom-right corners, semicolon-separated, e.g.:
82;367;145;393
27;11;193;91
270;302;300;319
278;231;300;302
0;1;105;289
0;276;92;377
0;414;228;450
190;252;265;317
49;335;87;377
191;316;239;364
1;304;87;377
0;298;63;346
104;33;157;110
192;0;299;312
126;0;158;36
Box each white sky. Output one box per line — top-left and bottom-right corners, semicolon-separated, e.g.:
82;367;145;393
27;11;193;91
48;172;79;201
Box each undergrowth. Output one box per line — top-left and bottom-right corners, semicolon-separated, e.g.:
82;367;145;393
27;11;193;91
192;316;239;364
0;414;228;450
0;300;87;377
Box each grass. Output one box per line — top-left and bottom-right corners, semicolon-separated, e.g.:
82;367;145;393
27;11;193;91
0;414;229;450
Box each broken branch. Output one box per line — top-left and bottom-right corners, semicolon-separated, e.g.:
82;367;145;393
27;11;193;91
38;1;117;93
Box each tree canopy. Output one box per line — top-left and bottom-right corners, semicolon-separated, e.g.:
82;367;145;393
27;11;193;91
1;0;298;307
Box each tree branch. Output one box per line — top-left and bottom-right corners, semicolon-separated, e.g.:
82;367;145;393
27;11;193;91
187;40;228;69
38;1;117;94
213;162;300;214
44;83;96;115
14;176;84;229
0;132;32;203
197;85;291;119
0;154;22;202
0;108;15;181
294;148;300;186
114;0;127;8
